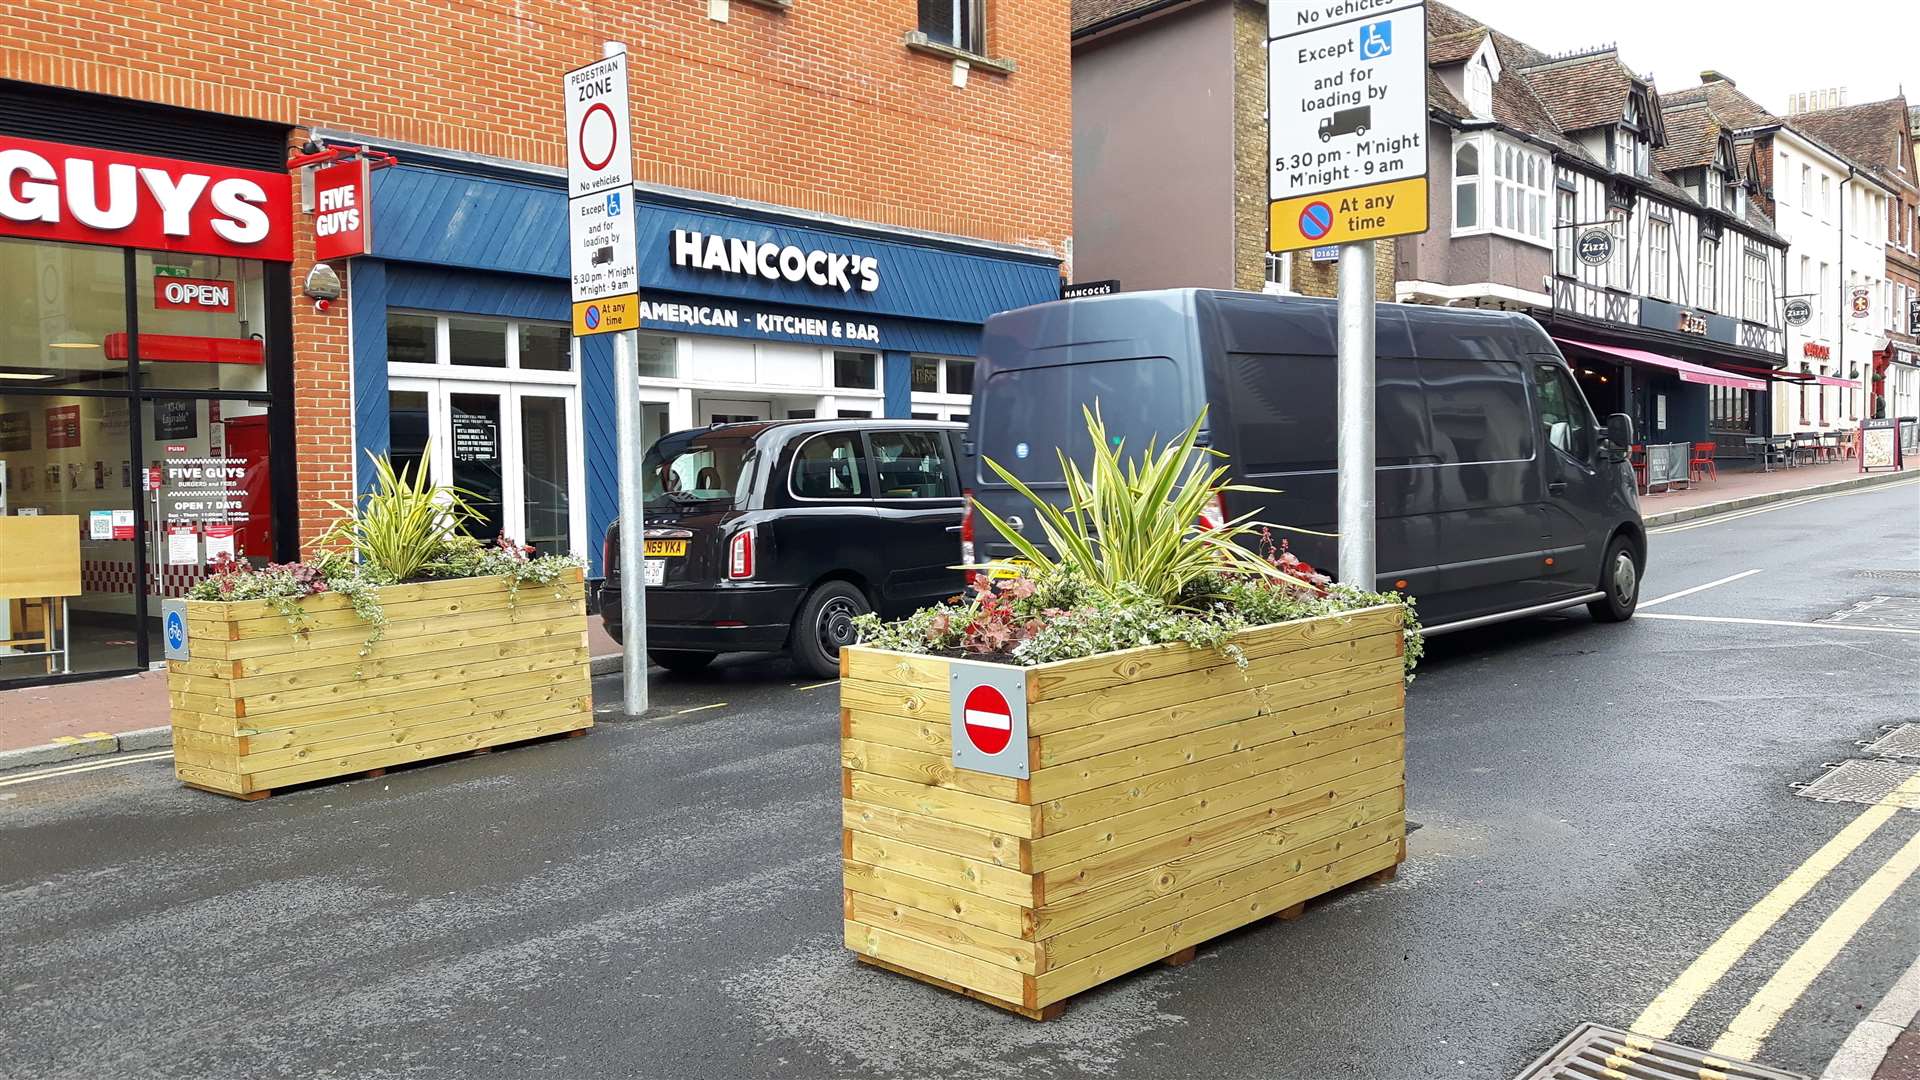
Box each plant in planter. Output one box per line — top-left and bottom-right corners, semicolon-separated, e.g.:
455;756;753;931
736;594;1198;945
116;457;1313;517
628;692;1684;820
167;450;593;801
840;407;1417;1019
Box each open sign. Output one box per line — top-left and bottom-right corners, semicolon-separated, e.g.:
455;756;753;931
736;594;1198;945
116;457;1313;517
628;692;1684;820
154;277;236;311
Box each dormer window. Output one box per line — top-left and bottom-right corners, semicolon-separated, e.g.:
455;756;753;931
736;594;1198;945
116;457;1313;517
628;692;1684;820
1466;56;1493;119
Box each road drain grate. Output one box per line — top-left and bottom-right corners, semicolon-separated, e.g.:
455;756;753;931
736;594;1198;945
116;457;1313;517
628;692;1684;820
1854;569;1920;583
1512;1023;1807;1080
1821;595;1920;630
1793;759;1920;810
1864;724;1920;761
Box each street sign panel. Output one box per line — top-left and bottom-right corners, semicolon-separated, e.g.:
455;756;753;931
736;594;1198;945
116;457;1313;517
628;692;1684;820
1784;297;1812;327
1267;0;1428;253
949;660;1028;778
565;50;638;337
1061;279;1120;299
1577;228;1615;266
564;53;633;198
162;598;190;661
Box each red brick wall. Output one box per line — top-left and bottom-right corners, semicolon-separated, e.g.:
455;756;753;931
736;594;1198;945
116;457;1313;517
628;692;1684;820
1;2;1072;550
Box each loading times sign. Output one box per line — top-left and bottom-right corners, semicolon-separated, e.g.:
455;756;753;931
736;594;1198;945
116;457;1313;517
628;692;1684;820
1268;0;1429;253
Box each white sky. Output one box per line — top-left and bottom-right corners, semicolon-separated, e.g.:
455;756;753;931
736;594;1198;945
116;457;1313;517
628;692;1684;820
1445;0;1920;115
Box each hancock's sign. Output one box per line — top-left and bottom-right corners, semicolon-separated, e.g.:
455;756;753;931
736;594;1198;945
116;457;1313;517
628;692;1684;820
672;229;880;294
0;135;292;262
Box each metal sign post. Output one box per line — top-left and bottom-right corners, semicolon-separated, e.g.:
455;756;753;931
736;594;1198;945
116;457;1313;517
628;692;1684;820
566;41;647;715
1268;0;1428;591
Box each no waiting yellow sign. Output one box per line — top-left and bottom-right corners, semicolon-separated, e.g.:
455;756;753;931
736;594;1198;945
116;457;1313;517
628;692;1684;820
1270;177;1427;252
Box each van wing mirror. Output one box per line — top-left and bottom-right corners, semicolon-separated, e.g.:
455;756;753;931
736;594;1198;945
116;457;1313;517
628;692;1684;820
1603;413;1634;450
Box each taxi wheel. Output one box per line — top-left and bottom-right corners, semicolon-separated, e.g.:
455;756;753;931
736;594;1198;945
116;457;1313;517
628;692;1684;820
792;580;870;679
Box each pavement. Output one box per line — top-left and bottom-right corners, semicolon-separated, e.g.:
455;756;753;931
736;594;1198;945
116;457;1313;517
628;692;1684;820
0;475;1916;1079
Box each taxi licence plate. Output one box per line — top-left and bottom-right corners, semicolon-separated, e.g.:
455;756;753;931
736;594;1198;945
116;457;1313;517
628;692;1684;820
643;539;688;557
988;558;1034;580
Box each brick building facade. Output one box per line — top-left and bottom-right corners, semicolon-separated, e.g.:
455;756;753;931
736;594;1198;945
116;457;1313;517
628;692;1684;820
0;2;1071;683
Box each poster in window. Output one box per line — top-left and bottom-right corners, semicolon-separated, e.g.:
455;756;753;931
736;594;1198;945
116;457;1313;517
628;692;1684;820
452;412;500;465
45;405;80;448
0;411;28;451
153;399;198;440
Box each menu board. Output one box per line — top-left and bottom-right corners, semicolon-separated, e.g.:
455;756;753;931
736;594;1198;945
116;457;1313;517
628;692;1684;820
1859;420;1901;471
161;455;253;528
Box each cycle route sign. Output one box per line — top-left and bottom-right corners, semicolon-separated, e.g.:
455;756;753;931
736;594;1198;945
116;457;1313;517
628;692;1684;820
1268;0;1429;253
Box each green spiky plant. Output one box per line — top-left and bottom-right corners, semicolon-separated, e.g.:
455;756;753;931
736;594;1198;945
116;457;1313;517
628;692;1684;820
972;405;1319;606
315;447;482;583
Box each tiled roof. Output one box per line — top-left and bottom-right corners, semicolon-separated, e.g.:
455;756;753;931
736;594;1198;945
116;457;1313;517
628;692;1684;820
1673;78;1778;129
1428;29;1486;65
1421;9;1593;164
1791;98;1918;192
1655;98;1732;173
1519;51;1635;133
1426;69;1468;119
1070;0;1174;35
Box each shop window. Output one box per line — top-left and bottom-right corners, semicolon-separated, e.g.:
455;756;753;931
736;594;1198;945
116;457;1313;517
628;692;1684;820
911;356;940;394
448;317;507;368
388;313;436;366
634;334;677;379
519;323;572;372
834;350;878;390
837;408;874;418
389;390;430;483
135;252;269;392
0;237;128;390
947;359;975;396
919;0;984;55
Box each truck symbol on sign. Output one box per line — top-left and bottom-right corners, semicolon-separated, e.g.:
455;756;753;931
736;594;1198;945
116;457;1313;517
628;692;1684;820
591;245;614;266
1319;106;1371;142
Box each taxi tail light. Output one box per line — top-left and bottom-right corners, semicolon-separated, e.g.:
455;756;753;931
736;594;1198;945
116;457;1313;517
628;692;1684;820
1198;494;1227;531
728;525;755;580
960;490;977;585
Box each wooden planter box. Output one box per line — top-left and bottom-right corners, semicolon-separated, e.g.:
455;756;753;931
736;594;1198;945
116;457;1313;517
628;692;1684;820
167;569;593;800
839;604;1406;1019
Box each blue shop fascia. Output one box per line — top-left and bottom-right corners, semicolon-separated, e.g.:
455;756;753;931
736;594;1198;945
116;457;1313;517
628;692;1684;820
333;136;1061;578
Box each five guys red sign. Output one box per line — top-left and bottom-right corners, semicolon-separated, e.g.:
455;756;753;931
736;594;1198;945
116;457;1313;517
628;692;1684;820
0;135;291;261
311;158;371;260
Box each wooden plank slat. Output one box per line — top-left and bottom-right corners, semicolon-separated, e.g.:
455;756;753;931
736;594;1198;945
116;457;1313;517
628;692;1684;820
855;955;1053;1020
226;630;587;697
846;770;1039;839
202;582;583;640
1033;647;1402;767
236;683;587;750
169;727;242;756
185;598;583;661
1038;762;1403;900
233;647;586;717
843;799;1029;869
1038;709;1404;832
1032;839;1401;1006
243;708;589;790
840;648;954;693
845;891;1043;974
1028;632;1403;735
228;615;586;677
841;859;1033;938
839;678;948;724
1030;678;1403;802
1025;605;1403;701
841;707;951;755
1030;735;1403;871
225;699;590;773
229;665;589;734
841;738;1022;800
1040;811;1405;964
842;830;1037;907
173;761;244;794
844;920;1030;1004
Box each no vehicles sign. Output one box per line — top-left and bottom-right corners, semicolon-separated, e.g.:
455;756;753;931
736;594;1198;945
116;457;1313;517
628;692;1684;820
1268;0;1429;252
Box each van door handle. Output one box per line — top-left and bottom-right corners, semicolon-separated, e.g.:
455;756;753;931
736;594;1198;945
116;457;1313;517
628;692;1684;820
1547;481;1568;495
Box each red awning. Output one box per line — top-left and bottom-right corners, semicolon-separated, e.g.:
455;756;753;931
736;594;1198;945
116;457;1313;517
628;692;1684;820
1810;374;1857;388
1554;337;1768;392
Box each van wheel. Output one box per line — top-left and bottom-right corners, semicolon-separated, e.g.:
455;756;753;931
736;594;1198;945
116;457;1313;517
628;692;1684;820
1587;536;1641;623
650;650;716;674
792;581;869;679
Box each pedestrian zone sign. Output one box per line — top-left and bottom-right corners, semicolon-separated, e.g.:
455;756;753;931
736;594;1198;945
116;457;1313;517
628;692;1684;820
565;50;639;336
1268;0;1429;253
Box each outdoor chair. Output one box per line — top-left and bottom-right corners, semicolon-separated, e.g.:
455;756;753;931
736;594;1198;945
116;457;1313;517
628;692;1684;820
1688;442;1717;482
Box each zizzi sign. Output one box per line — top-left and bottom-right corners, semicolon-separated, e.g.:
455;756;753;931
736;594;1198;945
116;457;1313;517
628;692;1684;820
154;277;236;311
0;135;291;261
671;229;880;294
1577;228;1614;265
1676;310;1708;336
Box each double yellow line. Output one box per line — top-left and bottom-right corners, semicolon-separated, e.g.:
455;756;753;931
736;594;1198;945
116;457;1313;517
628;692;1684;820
1631;771;1920;1061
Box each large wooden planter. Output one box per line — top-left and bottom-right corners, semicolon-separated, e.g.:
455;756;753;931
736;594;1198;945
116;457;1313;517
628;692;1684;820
839;604;1406;1018
167;569;593;800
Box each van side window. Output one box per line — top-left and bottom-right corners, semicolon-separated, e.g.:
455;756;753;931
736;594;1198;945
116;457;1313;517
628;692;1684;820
1532;362;1595;459
1227;354;1430;471
1421;359;1534;464
790;433;868;498
868;431;956;498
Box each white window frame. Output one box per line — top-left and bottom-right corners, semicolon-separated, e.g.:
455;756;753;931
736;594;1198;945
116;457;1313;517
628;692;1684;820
1554;187;1576;277
1646;216;1673;300
1608;207;1630;290
1263;251;1294;294
1742;249;1769;324
386;310;580;387
1697;238;1718;312
1466;59;1493;119
908;354;976;423
1452;133;1549;247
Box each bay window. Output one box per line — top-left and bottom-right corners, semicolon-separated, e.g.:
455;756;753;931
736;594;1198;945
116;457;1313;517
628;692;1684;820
1452;133;1549;245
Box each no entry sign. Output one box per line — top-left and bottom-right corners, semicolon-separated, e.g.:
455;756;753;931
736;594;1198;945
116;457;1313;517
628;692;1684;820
950;661;1028;778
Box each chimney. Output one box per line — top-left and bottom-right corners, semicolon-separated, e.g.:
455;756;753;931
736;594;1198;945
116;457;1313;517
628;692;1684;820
1699;69;1734;87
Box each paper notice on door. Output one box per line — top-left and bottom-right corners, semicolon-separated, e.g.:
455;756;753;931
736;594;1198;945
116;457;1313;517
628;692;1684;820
90;509;114;539
203;523;237;563
111;508;136;541
167;526;198;565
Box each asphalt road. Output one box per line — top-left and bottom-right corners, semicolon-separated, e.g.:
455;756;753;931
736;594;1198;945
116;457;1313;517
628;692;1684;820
2;478;1917;1080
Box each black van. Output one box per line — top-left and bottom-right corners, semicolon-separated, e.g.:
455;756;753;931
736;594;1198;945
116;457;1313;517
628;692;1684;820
969;289;1645;634
599;419;968;676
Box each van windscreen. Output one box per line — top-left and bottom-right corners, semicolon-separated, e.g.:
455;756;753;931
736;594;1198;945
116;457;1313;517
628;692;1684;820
978;357;1186;484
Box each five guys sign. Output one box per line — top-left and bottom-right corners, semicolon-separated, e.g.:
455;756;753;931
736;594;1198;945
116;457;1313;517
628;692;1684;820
0;134;291;261
311;157;371;260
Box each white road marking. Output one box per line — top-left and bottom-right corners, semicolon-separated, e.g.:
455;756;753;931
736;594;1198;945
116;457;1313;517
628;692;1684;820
0;750;175;788
1640;569;1763;610
1638;612;1920;636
